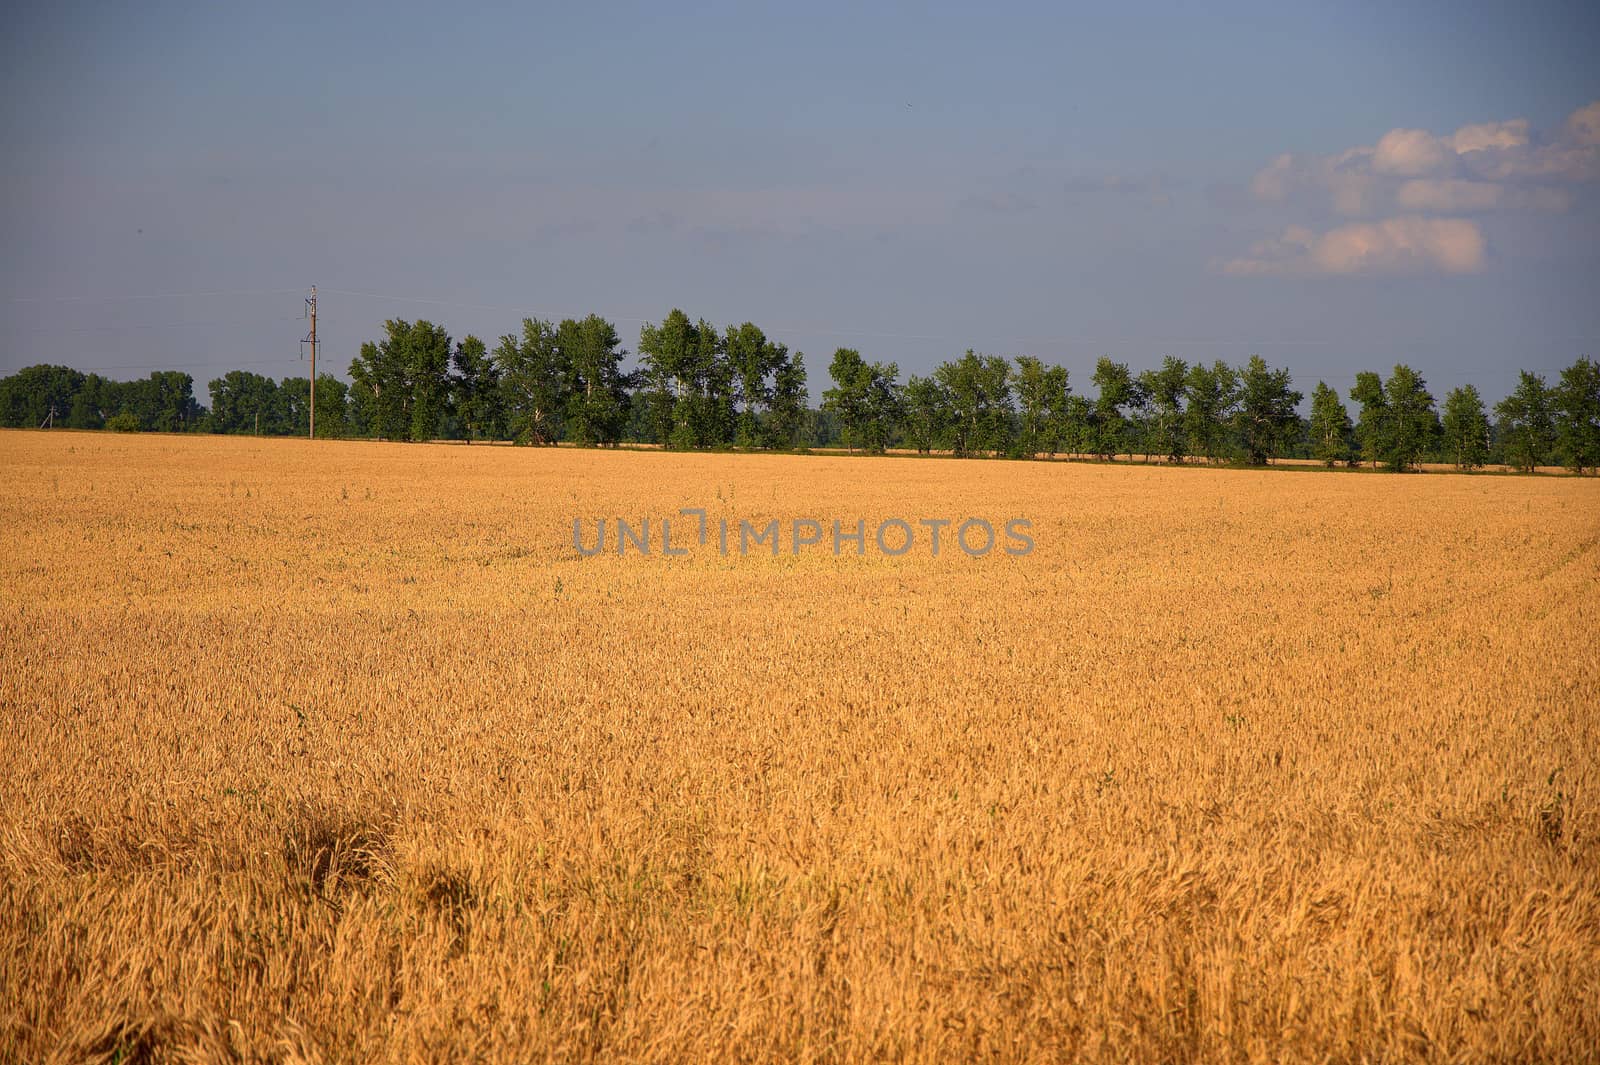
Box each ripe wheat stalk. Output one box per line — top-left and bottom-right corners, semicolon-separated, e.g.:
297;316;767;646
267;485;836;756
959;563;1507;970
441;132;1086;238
1;430;1596;1063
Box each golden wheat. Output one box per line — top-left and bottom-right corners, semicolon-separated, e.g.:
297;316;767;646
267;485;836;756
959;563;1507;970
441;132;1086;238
1;430;1597;1063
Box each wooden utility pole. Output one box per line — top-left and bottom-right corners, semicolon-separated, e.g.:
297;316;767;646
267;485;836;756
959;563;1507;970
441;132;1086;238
304;286;318;438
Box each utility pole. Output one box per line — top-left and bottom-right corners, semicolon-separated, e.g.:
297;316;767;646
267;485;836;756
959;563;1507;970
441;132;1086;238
40;403;56;429
304;286;318;438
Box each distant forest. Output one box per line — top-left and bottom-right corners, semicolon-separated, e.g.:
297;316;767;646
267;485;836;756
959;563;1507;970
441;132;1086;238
3;310;1597;473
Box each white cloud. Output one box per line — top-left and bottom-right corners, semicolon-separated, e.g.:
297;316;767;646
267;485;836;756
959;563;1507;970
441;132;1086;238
1248;148;1377;215
1228;100;1597;278
1372;129;1452;176
1246;100;1600;216
1566;102;1600;147
1250;154;1295;202
1221;216;1486;277
1395;179;1503;211
1393;179;1569;212
1327;168;1377;215
1450;119;1529;153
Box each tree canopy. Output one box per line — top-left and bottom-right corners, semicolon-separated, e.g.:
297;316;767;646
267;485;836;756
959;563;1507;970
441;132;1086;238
4;319;1596;477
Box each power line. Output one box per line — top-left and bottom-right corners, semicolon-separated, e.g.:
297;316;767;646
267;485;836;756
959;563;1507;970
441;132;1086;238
3;313;314;337
319;288;524;314
4;287;304;305
8;283;1596;352
316;287;1597;352
4;284;1590;384
10;355;307;373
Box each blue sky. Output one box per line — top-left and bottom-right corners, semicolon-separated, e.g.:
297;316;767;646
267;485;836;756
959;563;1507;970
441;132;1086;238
3;0;1597;405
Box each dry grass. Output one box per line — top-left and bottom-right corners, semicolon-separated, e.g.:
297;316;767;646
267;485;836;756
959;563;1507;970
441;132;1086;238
2;429;1597;1063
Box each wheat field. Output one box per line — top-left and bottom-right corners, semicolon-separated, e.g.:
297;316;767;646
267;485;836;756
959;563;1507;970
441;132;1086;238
1;430;1597;1063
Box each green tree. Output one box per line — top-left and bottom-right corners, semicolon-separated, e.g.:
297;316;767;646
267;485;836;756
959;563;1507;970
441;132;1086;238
1145;356;1188;463
278;375;349;437
634;321;679;445
822;348;869;451
725;322;780;447
209;371;285;434
697;319;736;447
406;322;453;441
639;310;724;449
1055;395;1092;457
936;351;1013;457
559;315;631;446
1307;381;1354;467
806;406;839;448
1127;373;1155;461
1090;357;1134;460
862;362;903;454
495;318;566;445
1184;360;1238;463
280;375;345;437
1384;365;1439;472
312;374;350;438
1440;385;1490;470
106;371;202;432
768;349;809;449
349;347;402;439
1011;357;1055;458
824;349;901;453
1233;355;1302;465
280;377;313;435
348;319;452;441
67;374;112;429
1352;365;1438;471
902;374;951;454
1037;365;1073;457
1553;356;1600;474
1350;371;1387;468
1495;371;1554;473
452;335;502;442
0;364;85;428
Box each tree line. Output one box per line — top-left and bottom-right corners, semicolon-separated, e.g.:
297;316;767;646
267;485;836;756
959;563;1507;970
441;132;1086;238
0;366;205;434
2;311;1597;473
